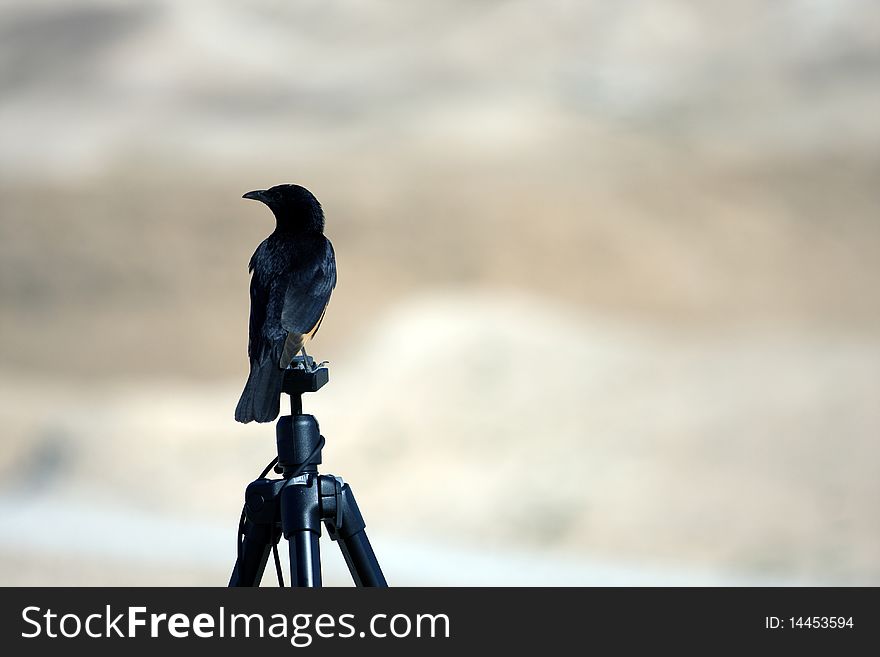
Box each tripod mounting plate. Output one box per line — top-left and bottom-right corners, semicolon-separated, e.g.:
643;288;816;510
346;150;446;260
281;366;329;395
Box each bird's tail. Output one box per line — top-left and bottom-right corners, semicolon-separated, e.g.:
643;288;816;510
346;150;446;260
235;347;286;424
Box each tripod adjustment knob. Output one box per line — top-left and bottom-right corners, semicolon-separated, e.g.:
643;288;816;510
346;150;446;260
319;475;345;531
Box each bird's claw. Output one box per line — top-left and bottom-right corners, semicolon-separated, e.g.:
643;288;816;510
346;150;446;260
304;359;328;372
292;350;327;373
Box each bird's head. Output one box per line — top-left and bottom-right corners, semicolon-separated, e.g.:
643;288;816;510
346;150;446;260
242;184;324;232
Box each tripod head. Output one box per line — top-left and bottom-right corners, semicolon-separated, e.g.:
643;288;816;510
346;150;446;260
275;358;329;477
281;357;329;415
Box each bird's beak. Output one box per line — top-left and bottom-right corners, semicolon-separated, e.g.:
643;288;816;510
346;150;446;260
242;190;267;202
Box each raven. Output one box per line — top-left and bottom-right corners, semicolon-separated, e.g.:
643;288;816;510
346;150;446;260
235;184;337;424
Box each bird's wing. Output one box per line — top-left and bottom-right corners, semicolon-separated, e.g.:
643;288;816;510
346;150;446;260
247;242;270;359
280;237;337;336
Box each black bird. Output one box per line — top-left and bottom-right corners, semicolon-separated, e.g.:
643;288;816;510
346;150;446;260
235;184;337;424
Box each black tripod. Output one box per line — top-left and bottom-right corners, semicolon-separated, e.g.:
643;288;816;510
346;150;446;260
229;360;387;587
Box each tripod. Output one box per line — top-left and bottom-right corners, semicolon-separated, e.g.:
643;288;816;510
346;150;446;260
229;360;387;587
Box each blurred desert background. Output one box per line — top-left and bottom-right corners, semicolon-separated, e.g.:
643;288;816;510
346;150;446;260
1;0;879;585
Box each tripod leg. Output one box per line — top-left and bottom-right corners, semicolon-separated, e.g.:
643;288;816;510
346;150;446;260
323;477;388;587
337;529;386;587
280;475;323;587
229;518;277;587
229;478;285;587
288;530;322;587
